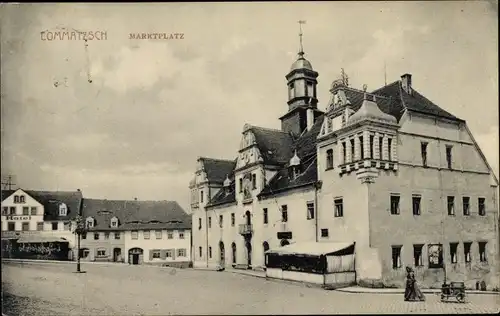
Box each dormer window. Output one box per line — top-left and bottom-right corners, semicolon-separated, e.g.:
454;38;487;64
110;217;119;228
86;217;94;228
59;203;67;216
14;195;25;204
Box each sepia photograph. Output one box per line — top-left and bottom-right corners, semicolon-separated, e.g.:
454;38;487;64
1;1;499;315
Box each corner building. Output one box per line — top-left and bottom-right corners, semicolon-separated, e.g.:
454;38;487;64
190;46;499;289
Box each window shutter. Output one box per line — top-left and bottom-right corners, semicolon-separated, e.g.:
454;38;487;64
160;250;167;259
171;248;176;260
149;250;154;261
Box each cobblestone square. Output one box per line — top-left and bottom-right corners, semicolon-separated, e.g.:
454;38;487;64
2;262;498;315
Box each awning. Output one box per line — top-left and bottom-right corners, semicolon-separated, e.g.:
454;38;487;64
265;241;355;257
17;236;69;244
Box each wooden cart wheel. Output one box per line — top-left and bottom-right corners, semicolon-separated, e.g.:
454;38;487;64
456;293;465;303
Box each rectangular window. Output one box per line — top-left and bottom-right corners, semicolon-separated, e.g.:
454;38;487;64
231;213;235;226
64;222;70;231
239;178;243;193
450;242;458;263
252;174;257;189
166;249;173;258
379;137;383;160
200;190;204;203
199;246;202;258
131;231;138;240
1;207;7;215
114;232;120;240
334;198;343;217
209;246;212;258
52;222;58;231
7;222;15;231
342;142;346;163
167;231;173;239
94;232;100;240
81;232;87;240
326;149;334;169
392;246;402;269
478;198;486;216
177;248;186;257
479;242;487;262
360;136;364;159
14;195;19;203
263;208;268;224
30;207;37;215
446;145;452;169
462;197;470;216
152;250;161;259
9;206;15;215
412;195;421;216
369;135;374;158
155;230;162;239
390;195;400;215
208;217;212;228
413;244;423;267
22;207;29;215
447;196;455;215
307;202;315;220
104;232;110;240
321;228;329;237
350;139;355;161
97;249;106;257
219;215;223;228
198;218;202;230
387;138;393;161
179;231;185;239
143;231;150;239
37;222;44;231
464;242;472;263
281;205;288;222
421;142;428;167
21;222;29;231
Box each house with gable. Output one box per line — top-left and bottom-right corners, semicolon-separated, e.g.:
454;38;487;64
1;188;83;260
190;36;498;289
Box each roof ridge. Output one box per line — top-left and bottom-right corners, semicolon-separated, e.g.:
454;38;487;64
250;125;290;134
199;157;235;162
370;80;400;95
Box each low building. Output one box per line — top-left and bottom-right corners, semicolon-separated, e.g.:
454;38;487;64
81;198;192;267
1;188;83;260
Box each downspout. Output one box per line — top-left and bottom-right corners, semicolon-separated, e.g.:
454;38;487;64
205;188;209;268
314;181;319;242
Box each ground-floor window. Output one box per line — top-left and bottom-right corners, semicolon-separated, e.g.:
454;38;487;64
8;222;15;231
177;248;186;257
413;244;423;267
166;249;173;258
80;248;90;258
450;242;458;263
152;250;161;259
96;248;106;257
198;247;202;258
391;245;402;269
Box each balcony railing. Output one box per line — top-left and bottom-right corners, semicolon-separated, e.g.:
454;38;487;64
238;224;253;235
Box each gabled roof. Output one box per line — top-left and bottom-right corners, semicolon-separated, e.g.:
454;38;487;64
206;184;237;208
200;157;236;184
249;126;295;165
1;189;83;221
371;80;462;122
81;198;191;231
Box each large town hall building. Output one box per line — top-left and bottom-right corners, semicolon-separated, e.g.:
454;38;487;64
189;43;499;289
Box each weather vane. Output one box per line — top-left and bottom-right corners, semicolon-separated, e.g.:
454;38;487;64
298;20;306;56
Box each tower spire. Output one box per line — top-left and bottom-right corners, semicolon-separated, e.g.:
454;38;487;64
298;20;306;57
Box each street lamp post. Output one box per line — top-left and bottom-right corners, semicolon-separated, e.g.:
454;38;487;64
74;215;86;273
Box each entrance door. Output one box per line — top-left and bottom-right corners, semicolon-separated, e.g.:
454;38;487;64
132;254;139;264
113;248;122;262
128;248;143;265
219;241;225;267
246;241;252;267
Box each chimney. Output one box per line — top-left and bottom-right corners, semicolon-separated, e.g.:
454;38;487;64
306;108;314;132
401;73;412;95
134;197;138;201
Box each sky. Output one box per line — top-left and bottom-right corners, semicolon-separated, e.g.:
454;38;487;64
1;2;498;212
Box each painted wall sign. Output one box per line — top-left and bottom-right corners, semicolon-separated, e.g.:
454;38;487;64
4;216;31;221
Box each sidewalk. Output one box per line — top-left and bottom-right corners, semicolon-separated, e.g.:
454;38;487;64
332;285;499;296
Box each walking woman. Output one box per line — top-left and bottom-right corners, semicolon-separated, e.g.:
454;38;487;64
404;266;425;301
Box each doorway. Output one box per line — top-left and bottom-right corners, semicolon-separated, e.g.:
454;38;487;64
245;211;251;225
219;241;225;267
128;248;143;265
231;242;236;264
113;248;122;262
245;240;252;267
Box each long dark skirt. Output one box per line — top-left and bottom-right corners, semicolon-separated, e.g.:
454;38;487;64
405;279;426;301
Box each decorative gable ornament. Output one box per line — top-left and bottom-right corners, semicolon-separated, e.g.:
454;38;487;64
110;216;119;228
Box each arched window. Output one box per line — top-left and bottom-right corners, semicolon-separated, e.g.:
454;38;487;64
263;241;270;265
231;242;237;264
280;239;290;247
